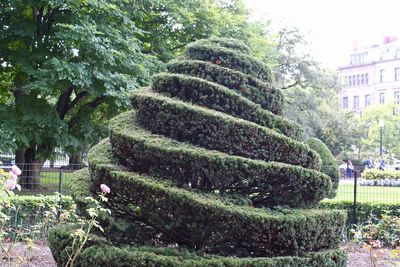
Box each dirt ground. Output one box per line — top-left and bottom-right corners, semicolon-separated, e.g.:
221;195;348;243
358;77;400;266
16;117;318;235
345;243;400;267
1;241;56;267
2;242;400;267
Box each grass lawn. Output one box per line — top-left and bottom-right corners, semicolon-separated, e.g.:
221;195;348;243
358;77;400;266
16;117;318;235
39;171;74;192
331;180;400;204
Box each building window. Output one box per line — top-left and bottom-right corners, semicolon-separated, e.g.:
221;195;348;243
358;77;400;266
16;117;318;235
365;94;371;107
353;75;356;85
380;69;385;83
365;73;369;84
395;92;400;104
396;68;400;81
380;93;385;104
349;76;352;86
353;96;359;109
361;74;364;84
343;97;348;108
357;74;360;85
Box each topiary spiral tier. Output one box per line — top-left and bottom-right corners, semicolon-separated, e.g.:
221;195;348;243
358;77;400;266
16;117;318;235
49;37;347;266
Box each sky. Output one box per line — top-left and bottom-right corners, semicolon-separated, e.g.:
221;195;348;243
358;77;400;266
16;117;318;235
243;0;400;69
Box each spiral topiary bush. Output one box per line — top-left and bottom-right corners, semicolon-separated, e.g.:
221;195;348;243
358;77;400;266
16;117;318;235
49;37;347;266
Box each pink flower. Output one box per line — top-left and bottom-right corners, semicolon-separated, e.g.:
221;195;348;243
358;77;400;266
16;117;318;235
8;181;16;190
100;184;110;194
8;171;17;181
11;165;22;176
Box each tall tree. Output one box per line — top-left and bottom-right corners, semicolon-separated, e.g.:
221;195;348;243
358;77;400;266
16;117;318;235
132;0;252;62
0;0;157;187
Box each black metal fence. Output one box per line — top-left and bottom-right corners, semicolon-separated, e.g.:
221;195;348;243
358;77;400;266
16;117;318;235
1;163;87;195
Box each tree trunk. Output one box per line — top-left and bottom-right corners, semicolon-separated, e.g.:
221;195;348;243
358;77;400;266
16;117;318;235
69;151;84;170
18;148;44;190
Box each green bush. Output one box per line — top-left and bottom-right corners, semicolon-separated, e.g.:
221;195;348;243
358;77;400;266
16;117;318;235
109;112;331;207
167;59;283;114
131;89;321;169
362;168;400;180
49;224;347;267
50;37;345;265
5;195;75;239
87;157;346;258
185;42;272;82
305;138;339;198
152;73;302;139
319;200;400;226
194;37;252;54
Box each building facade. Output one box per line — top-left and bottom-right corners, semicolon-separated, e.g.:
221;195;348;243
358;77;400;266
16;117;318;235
338;37;400;115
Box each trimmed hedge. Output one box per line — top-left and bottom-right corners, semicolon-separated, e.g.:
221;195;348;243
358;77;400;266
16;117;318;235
167;59;283;114
320;200;400;226
152;73;302;140
0;195;75;240
194;37;252;54
49;224;347;267
109;111;331;207
130;89;321;169
87;158;346;257
305;138;339;198
185;42;273;82
361;168;400;180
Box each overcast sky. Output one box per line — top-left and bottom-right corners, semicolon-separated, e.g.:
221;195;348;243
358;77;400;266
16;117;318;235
243;0;400;69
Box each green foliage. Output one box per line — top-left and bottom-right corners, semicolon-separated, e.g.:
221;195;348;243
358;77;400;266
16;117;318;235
50;37;345;265
152;73;301;139
49;224;347;267
134;0;253;62
361;168;400;180
0;0;157;160
359;103;400;158
305;138;339;197
185;41;272;81
167;59;284;114
131;89;321;169
5;195;75;239
108;112;331;207
319;200;400;227
88;161;345;257
352;212;400;248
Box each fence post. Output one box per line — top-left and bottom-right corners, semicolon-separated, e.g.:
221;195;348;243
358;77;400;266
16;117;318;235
353;170;358;226
57;168;63;221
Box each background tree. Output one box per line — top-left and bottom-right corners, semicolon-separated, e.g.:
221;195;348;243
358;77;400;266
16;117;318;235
359;104;400;159
0;0;157;187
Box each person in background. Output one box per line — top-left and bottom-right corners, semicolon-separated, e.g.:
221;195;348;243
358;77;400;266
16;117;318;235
364;157;373;169
379;159;385;171
346;160;354;178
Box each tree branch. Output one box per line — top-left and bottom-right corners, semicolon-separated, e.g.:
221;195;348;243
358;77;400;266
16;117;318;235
88;95;107;109
280;81;299;90
56;86;74;119
67;91;89;111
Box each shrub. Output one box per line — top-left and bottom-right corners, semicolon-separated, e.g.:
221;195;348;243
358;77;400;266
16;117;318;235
49;37;345;265
4;195;75;240
131;89;321;169
167;59;283;114
185;42;272;82
194;37;252;54
319;200;400;227
109;112;331;207
352;212;400;248
305;138;339;197
362;168;400;180
87;156;346;257
152;73;302;139
49;224;347;267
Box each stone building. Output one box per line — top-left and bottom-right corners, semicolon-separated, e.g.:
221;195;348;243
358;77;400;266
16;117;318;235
338;36;400;115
